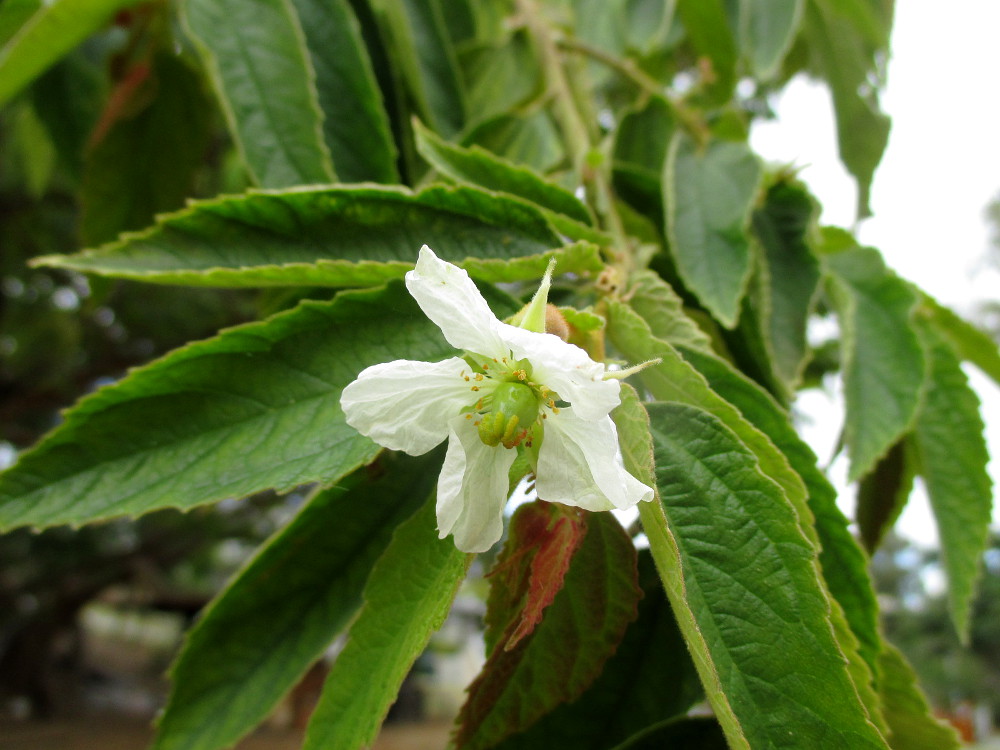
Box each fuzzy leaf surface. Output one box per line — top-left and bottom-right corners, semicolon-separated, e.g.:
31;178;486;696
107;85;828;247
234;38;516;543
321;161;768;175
302;497;470;750
183;0;335;187
0;283;454;530
153;451;439;750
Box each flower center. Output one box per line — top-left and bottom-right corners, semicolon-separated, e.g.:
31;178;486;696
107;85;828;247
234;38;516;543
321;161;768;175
460;356;556;450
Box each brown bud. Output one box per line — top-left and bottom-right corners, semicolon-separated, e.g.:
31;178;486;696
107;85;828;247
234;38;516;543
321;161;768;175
544;305;570;341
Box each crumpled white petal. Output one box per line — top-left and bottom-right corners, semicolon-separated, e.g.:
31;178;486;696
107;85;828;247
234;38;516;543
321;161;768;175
405;245;507;358
340;357;478;455
535;409;654;511
437;415;516;553
498;323;621;420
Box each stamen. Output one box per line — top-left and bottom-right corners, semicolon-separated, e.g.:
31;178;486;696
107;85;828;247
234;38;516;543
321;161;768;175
471;385;480;392
474;373;484;381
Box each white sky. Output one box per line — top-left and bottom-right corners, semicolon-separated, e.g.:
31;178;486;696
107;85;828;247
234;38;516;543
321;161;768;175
751;1;1000;546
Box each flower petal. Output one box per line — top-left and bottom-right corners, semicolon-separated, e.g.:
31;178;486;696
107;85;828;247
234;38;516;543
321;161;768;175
437;415;516;553
535;409;653;511
498;323;621;420
405;245;507;357
340;357;479;455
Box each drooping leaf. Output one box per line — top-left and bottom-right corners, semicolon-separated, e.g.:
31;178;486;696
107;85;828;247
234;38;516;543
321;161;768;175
824;246;926;481
493;549;703;749
302;495;470;750
455;510;640;750
920;295;1000;387
675;345;883;701
414;119;592;224
372;0;465;137
153;450;440;750
463;111;564;174
80;52;212;245
749;177;821;391
802;0;892;217
855;440;914;553
612;95;675;227
877;643;961;750
623;0;676;56
463;31;542;129
0;282;462;531
644;401;888;749
289;0;398;182
665;132;762;327
911;323;993;638
740;0;803;80
34;185;603;287
182;0;335;187
0;0;143;106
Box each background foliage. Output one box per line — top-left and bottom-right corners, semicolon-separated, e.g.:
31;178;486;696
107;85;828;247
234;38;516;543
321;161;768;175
0;0;996;748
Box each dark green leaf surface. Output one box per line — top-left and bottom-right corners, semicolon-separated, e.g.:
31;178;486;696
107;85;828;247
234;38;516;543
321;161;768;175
878;643;961;750
856;440;914;553
493;550;702;749
302;497;470;750
912;324;993;637
35;185;602;287
612;717;727;750
750;179;820;391
81;52;212;245
153;451;439;750
376;0;465;137
183;0;335;187
414;119;592;224
665;133;762;327
825;247;926;481
0;0;143;105
646;402;888;749
289;0;398;183
456;511;640;750
0;283;454;530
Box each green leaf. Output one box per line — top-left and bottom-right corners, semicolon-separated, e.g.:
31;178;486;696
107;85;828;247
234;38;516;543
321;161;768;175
182;0;335;187
919;296;1000;387
80;52;212;245
676;345;884;698
373;0;465;137
675;0;737;101
855;440;914;553
606;300;807;509
877;643;961;750
463;111;564;175
456;510;640;750
626;270;712;351
302;497;470;750
153;451;439;750
749;177;821;391
493;549;703;749
414;119;593;224
911;323;993;638
0;0;143;106
289;0;398;183
35;185;603;287
665;133;762;327
802;0;891;217
644;401;888;749
824;246;926;481
463;31;542;129
739;0;803;80
0;282;457;531
0;0;40;52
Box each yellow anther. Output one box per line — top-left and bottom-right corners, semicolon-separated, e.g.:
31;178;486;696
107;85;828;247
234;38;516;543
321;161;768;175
471;385;480;391
515;369;527;380
474;373;484;381
464;375;470;382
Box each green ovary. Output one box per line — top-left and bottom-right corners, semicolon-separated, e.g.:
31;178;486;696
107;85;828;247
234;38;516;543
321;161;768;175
477;381;540;449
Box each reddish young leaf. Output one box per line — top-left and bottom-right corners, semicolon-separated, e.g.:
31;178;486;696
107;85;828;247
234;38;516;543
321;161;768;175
456;507;640;750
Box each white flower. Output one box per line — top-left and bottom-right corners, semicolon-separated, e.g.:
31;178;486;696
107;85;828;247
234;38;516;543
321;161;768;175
340;246;653;553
